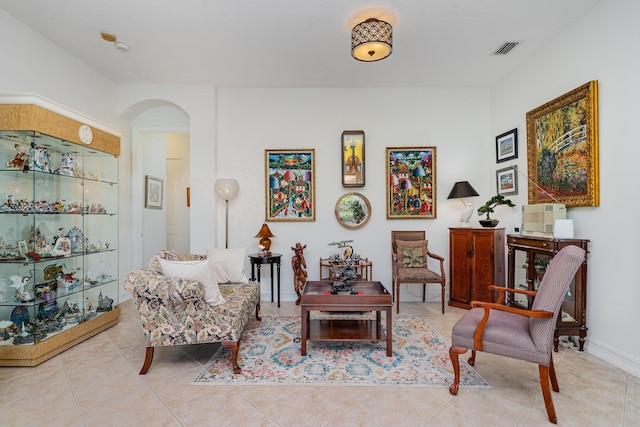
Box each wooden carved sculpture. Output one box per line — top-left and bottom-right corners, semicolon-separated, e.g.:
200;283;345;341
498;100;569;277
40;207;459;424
291;243;307;304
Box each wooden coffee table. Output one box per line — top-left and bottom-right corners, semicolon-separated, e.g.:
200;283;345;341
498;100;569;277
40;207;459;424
300;280;393;356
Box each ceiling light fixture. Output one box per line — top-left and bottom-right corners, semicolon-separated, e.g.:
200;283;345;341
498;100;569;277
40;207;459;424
351;18;393;62
100;31;129;53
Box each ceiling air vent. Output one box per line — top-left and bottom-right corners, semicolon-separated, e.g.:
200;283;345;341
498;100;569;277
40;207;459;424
492;41;521;55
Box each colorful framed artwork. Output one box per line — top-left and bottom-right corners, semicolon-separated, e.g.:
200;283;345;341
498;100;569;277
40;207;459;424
265;149;316;222
341;130;365;187
496;165;518;196
496;128;518;163
526;81;599;207
386;147;436;219
145;176;163;209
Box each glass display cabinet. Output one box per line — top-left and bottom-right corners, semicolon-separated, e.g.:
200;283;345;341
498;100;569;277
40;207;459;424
506;234;589;351
0;104;120;366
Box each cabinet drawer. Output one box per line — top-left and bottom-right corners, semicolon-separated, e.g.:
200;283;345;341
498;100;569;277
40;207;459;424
508;236;554;250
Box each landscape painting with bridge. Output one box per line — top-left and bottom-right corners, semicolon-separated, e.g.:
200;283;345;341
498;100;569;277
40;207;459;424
526;81;599;207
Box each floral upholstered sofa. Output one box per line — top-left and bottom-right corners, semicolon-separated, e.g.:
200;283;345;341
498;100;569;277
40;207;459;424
123;249;261;374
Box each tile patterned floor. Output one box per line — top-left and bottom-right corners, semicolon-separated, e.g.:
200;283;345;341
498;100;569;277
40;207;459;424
1;299;638;426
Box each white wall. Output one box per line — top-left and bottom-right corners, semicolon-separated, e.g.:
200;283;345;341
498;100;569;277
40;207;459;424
216;87;491;304
490;0;640;376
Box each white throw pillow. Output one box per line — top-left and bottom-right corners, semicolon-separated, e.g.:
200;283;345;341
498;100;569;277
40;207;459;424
206;247;249;284
158;258;226;306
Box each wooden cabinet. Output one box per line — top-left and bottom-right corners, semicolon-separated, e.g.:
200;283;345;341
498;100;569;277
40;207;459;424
507;234;589;351
449;228;505;309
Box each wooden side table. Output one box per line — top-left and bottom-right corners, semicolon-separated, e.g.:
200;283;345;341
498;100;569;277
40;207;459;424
248;253;282;307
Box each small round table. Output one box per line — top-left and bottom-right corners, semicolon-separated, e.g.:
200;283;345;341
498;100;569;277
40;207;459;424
248;253;282;307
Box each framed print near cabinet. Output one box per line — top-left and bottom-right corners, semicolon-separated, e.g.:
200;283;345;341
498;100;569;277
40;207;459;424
526;80;599;207
495;128;518;163
496;165;518;196
342;130;365;187
265;149;315;222
386;147;436;219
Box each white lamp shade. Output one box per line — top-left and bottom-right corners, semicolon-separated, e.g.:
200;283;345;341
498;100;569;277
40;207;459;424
214;178;240;201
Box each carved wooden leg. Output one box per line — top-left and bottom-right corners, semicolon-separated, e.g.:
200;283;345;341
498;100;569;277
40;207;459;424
222;341;241;374
448;346;468;395
422;283;426;302
396;281;401;314
440;283;445;314
468;349;476;366
255;302;262;321
549;354;559;393
539;364;558;424
139;347;154;375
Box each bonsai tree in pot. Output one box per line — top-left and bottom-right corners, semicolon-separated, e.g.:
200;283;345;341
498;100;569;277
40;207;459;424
477;194;515;227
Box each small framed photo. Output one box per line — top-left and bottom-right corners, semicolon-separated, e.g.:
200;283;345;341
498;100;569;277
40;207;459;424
17;240;28;256
145;176;163;209
341;130;365;187
496;165;518;196
496;128;518;163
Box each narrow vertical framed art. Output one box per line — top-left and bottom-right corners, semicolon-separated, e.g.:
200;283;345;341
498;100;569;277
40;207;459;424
265;149;316;222
341;130;365;187
386;147;436;219
145;175;163;209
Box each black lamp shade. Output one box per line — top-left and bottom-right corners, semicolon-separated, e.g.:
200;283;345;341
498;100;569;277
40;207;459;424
447;181;479;199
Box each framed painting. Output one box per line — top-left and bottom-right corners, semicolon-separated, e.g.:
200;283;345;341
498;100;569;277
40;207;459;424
496;128;518;163
386;147;436;219
342;130;365;187
145;175;163;209
265;149;316;222
496;165;518;196
526;81;599;207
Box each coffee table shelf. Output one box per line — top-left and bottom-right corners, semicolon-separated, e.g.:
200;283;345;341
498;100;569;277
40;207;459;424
307;319;385;342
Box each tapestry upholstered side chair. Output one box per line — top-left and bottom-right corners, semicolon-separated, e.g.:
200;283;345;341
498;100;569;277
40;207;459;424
448;244;586;424
391;230;447;314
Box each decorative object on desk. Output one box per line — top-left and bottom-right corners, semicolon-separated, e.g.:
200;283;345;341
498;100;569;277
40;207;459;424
553;219;575;239
330;281;357;295
291;243;307;305
386;147;436;219
214;177;240;248
265;149;315;222
254;223;275;253
351;18;392;62
329;240;354;261
526;80;599;207
341;130;365;187
193;314;489;388
447;181;479;227
495;128;518;163
335;192;371;229
144;175;163;209
496;165;518;196
477;194;515;227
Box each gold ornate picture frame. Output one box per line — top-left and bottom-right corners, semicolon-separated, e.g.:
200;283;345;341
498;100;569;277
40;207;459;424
526;81;599;207
265;149;316;222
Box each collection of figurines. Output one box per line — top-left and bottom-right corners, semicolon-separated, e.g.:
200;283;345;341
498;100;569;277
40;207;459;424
0;227;111;261
0;196;107;215
1;290;114;344
327;240;361;295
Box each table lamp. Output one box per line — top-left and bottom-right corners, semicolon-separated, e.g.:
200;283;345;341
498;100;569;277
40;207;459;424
255;223;275;254
214;178;240;248
447;181;479;227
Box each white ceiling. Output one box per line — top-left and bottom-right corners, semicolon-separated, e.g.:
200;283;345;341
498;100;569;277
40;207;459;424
0;0;601;88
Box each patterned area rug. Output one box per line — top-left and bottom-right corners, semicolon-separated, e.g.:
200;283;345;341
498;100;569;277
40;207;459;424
193;314;489;387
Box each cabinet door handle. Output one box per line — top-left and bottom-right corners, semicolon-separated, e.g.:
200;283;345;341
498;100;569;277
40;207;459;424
467;250;473;256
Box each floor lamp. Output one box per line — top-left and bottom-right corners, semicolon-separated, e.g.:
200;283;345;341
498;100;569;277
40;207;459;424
214;178;240;248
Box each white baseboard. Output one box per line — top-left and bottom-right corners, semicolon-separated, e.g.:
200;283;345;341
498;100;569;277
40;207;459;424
586;338;640;378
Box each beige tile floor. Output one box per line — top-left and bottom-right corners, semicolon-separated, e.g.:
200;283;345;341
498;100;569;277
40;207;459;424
1;299;638;426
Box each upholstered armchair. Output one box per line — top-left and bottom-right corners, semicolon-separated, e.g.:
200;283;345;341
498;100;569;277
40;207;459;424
123;249;261;375
448;245;586;424
391;230;447;314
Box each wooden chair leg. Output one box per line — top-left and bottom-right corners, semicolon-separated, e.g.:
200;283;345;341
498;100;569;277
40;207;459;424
422;283;426;302
468;349;476;366
222;341;241;374
539;364;558;424
449;346;468;395
549;354;559;392
139;346;154;375
440;283;445;314
396;282;401;314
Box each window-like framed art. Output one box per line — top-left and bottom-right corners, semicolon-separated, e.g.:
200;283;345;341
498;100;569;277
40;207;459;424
341;130;365;187
145;175;163;209
526;81;599;207
265;149;316;222
386;147;436;219
496;128;518;163
496;165;518;196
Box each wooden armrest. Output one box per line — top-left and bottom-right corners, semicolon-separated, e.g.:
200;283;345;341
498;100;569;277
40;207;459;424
426;251;444;262
470;301;553;350
488;284;536;304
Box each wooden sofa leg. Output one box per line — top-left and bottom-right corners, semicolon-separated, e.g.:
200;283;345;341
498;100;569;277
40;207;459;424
255;302;262;321
222;341;241;374
140;347;154;375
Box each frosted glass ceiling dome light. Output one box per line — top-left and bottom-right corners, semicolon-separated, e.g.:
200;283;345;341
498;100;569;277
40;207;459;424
351;18;393;62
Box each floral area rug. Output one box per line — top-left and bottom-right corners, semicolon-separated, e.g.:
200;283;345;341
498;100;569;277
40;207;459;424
192;314;489;388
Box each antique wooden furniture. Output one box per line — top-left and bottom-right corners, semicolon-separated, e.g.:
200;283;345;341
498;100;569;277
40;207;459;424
391;230;446;314
0;104;120;366
124;250;261;374
449;245;586;424
248;252;282;307
319;257;372;281
507;234;589;351
448;228;505;309
300;280;392;356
